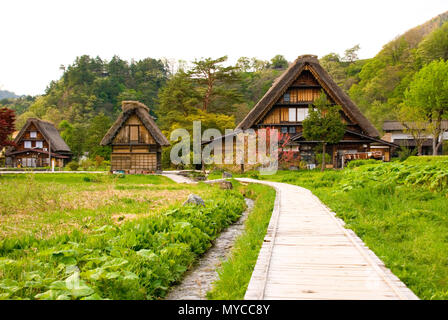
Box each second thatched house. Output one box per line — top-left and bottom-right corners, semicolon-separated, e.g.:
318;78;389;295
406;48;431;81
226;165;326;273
101;101;169;173
5;118;72;168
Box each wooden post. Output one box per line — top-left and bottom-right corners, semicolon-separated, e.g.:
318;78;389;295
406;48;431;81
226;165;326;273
48;140;52;171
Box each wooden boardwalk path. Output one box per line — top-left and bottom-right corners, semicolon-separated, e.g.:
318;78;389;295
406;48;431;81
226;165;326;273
237;178;418;300
161;172;197;184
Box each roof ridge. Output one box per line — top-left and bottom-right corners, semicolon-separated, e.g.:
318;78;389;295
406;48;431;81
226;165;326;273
100;101;169;146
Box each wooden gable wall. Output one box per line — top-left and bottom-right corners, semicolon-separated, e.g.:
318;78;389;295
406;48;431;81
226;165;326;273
112;114;156;145
258;68;363;133
16;123;50;151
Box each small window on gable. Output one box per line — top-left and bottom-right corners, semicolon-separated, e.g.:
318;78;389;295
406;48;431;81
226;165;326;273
24;141;32;148
288;108;296;122
281;127;288;134
35;141;43;148
30;131;37;138
289;127;296;134
129;125;139;143
284;92;290;102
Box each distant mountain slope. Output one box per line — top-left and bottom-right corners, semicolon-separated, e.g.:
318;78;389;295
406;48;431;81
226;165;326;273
348;11;448;130
0;90;19;100
398;11;448;49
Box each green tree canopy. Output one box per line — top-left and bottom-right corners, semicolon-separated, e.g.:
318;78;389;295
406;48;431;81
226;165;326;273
302;93;346;171
404;59;448;155
156;70;201;131
418;21;448;64
85;113;112;159
189;56;241;113
270;55;288;69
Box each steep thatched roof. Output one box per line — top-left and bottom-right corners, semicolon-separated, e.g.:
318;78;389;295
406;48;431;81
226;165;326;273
100;101;170;146
236;55;380;137
10;118;71;153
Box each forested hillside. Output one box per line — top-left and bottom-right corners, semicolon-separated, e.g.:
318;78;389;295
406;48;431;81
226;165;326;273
322;11;448;129
1;10;447;160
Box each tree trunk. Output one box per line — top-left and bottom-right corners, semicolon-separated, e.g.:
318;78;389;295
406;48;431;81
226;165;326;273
417;143;422;156
432;135;438;156
203;74;214;112
321;143;326;172
432;116;442;156
435;135;444;155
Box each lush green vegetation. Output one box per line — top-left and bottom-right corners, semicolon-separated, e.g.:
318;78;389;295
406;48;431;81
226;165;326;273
0;173;250;300
321;13;448;130
350;15;448;129
400;59;448;155
302;93;346;171
220;157;448;299
345;158;379;168
207;182;275;299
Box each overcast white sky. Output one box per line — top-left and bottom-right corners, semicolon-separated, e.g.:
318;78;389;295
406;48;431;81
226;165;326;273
1;0;447;96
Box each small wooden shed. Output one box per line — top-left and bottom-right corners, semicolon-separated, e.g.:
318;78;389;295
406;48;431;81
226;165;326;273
100;101;169;173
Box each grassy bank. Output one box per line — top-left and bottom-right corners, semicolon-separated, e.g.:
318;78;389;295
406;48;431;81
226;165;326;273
0;173;246;300
227;157;448;299
207;182;275;300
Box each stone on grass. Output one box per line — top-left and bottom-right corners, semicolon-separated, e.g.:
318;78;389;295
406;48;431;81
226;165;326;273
219;181;233;190
183;194;205;207
222;171;233;179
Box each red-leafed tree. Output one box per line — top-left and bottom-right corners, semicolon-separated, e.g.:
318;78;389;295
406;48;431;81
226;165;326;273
0;107;16;148
260;127;297;166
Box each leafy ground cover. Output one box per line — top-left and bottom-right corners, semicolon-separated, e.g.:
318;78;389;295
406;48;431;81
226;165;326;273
207;182;275;299
211;157;448;299
0;173;247;300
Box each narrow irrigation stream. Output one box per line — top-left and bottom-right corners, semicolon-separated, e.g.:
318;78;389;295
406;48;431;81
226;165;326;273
165;198;254;300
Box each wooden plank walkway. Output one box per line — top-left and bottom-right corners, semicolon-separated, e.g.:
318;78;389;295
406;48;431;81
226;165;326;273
237;178;418;300
161;172;197;184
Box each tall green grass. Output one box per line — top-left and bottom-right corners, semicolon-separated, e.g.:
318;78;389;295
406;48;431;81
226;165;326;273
207;183;275;300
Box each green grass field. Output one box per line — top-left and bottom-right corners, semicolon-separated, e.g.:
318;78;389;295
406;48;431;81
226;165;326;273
0;173;188;239
0;173;255;300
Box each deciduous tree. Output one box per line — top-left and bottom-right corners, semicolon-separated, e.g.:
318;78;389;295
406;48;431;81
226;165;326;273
0;107;16;148
404;59;448;155
270;55;288;69
397;104;429;156
302;93;346;171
